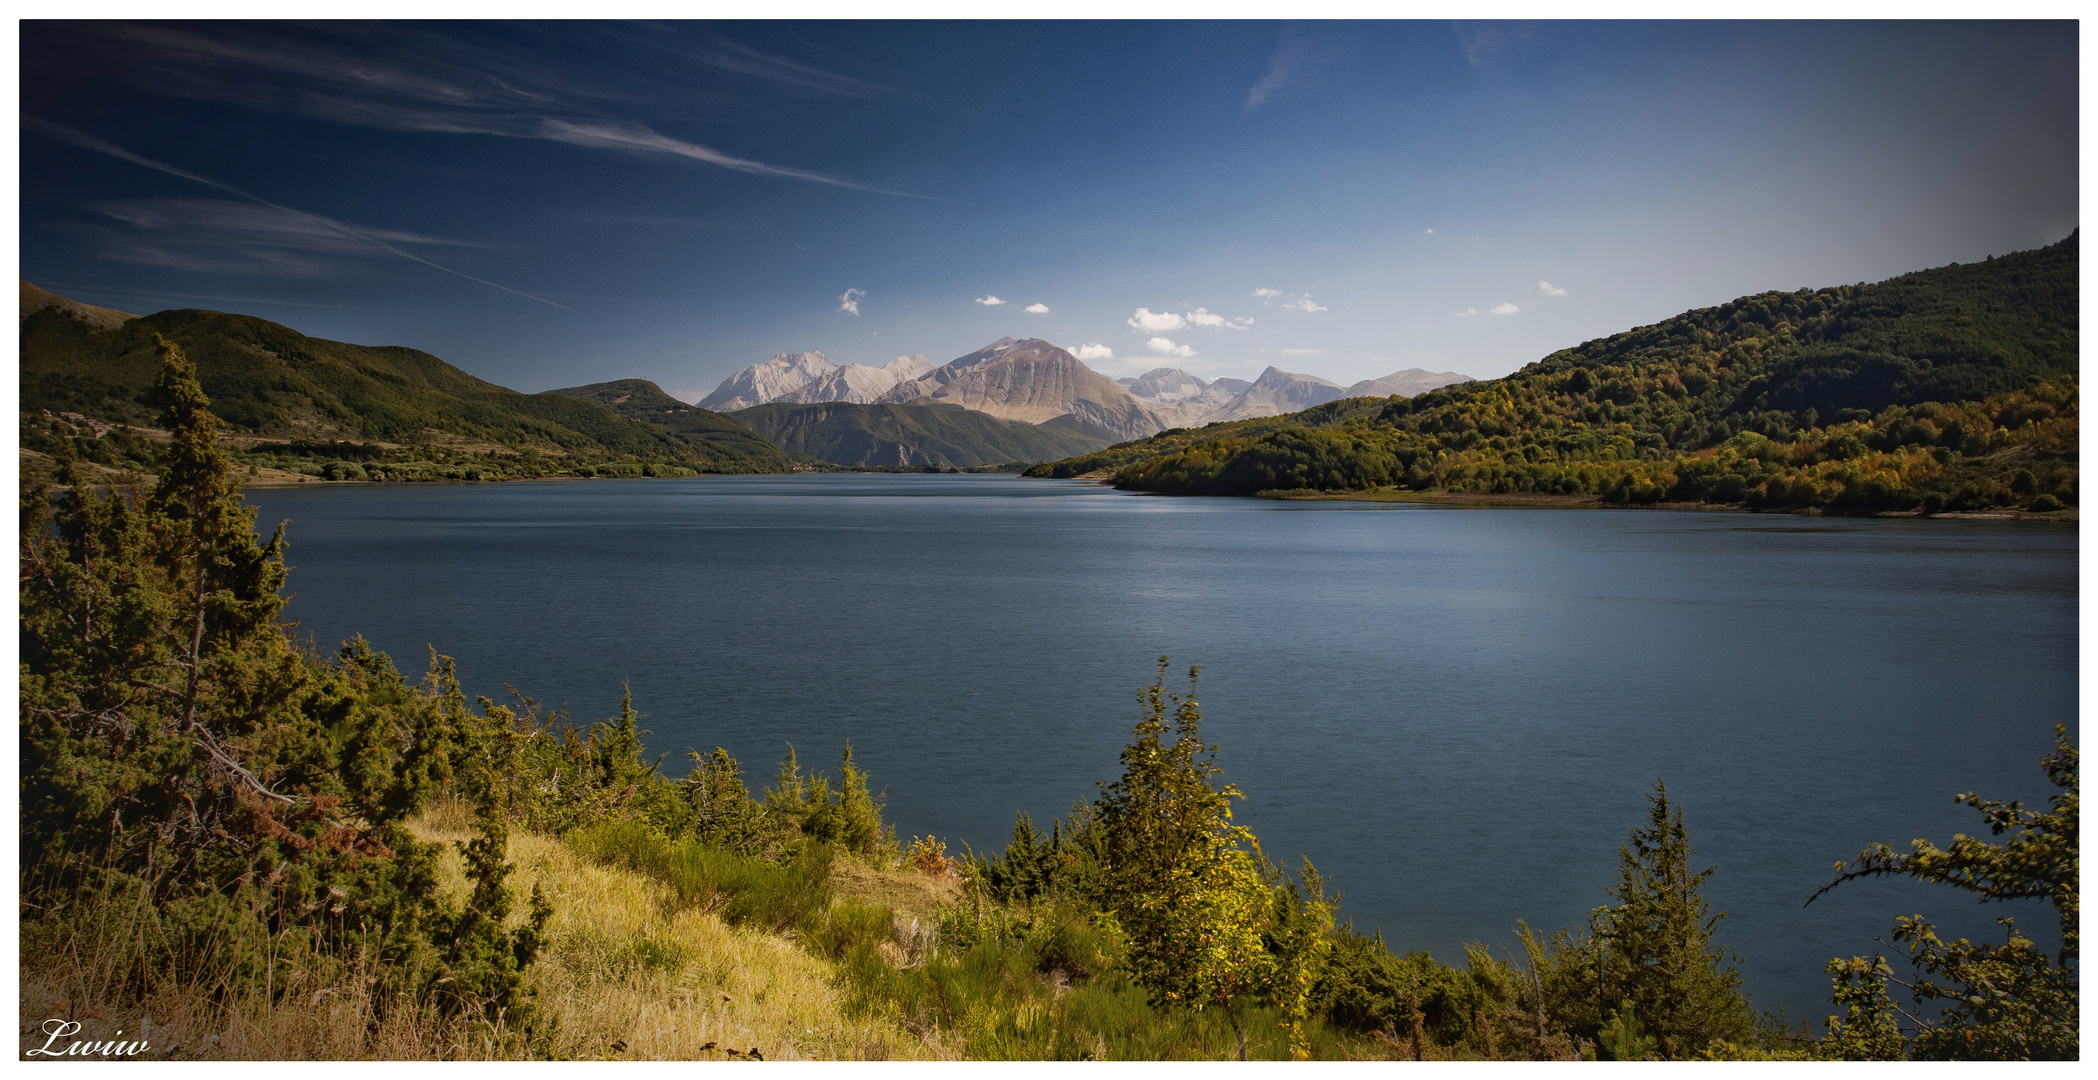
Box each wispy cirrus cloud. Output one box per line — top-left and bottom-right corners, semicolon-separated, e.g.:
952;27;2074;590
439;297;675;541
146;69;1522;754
666;34;905;100
65;22;936;199
89;197;497;275
1243;26;1336;114
839;287;865;315
1452;21;1535;70
25;116;564;306
569;211;740;229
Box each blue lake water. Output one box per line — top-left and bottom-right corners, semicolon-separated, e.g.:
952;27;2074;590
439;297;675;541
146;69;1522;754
245;473;2078;1025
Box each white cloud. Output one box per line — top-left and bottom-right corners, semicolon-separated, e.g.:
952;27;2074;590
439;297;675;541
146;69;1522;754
1186;307;1252;329
1283;297;1327;313
1456;307;1478;317
1424;228;1434;234
839;287;864;315
1538;280;1567;297
975;295;1005;306
1024;302;1049;314
1490;301;1520;316
1071;343;1114;361
1146;336;1196;357
1252;287;1282;298
1127;307;1187;332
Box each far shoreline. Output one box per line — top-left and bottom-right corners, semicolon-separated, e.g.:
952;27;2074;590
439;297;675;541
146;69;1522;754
1055;476;2079;523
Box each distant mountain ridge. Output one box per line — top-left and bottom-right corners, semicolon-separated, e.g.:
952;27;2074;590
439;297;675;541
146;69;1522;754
1119;365;1473;426
703;340;1474;437
886;337;1167;440
699;351;934;412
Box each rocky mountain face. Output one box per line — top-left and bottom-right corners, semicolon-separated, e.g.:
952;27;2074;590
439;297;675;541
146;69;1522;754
1344;368;1474;399
883;338;1167;441
698;352;934;411
698;351;839;411
700;342;1473;440
1205;366;1348;423
780;355;934;405
1118;367;1243;428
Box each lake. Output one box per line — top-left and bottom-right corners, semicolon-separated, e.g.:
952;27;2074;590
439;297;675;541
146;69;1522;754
245;473;2078;1025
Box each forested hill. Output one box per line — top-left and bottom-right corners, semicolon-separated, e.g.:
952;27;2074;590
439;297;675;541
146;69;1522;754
19;294;795;474
538;378;799;465
1033;233;2077;514
732;400;1120;468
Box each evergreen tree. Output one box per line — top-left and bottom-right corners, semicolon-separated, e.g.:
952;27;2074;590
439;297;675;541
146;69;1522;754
20;335;549;1039
1531;780;1754;1058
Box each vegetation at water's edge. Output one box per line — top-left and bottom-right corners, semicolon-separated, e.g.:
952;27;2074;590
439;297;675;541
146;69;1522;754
1030;234;2078;516
19;339;2077;1059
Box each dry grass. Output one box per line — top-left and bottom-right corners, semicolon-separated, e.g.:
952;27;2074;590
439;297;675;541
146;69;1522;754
19;804;936;1060
410;801;932;1060
829;858;962;922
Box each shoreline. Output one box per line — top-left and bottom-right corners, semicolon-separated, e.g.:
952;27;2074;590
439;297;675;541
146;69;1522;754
1081;478;2079;522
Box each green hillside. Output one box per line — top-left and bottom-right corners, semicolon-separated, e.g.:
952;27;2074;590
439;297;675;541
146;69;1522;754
1034;234;2078;514
538;378;800;464
732;400;1120;468
1023;396;1395;479
18;298;795;476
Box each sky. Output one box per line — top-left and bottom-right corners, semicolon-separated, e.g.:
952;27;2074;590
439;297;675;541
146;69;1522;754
18;20;2080;403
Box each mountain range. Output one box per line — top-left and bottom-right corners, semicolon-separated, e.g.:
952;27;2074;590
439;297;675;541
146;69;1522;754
16;281;1472;475
698;339;1473;437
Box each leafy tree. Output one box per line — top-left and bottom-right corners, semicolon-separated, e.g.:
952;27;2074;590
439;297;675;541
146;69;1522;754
1530;780;1755;1057
1810;725;2077;1060
1093;659;1333;1059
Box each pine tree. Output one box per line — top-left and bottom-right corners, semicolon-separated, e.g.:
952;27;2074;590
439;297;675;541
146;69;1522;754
1532;781;1754;1058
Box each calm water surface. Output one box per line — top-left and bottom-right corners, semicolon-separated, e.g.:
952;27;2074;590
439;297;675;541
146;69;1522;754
247;474;2078;1024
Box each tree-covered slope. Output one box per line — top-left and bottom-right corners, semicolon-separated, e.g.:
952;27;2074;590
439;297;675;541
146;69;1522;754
537;378;798;465
20;301;791;472
1043;234;2077;513
1024;396;1394;479
733;400;1120;468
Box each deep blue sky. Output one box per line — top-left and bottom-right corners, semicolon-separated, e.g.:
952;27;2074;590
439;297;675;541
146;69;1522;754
20;20;2078;401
